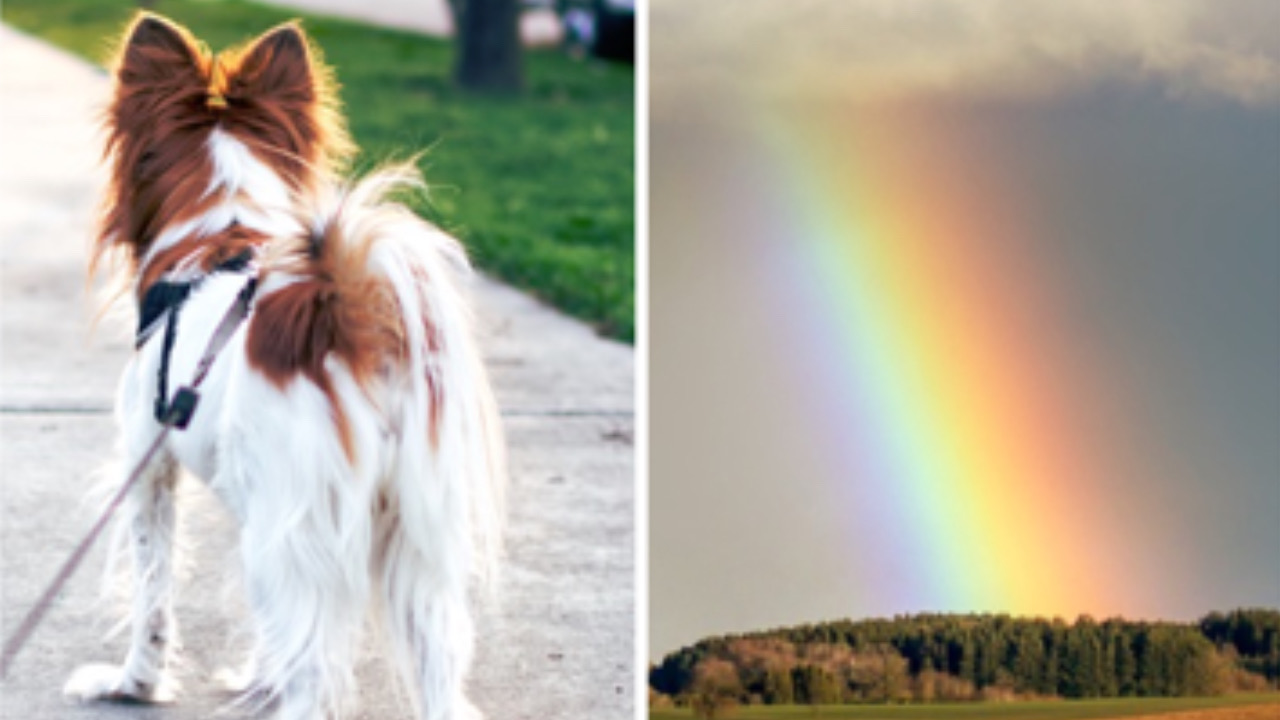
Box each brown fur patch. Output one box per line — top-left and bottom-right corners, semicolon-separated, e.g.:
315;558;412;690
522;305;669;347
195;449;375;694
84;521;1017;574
411;264;445;448
98;14;217;275
246;220;410;460
137;224;266;298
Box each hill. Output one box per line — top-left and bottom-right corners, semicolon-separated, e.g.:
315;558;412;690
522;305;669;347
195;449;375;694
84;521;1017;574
650;609;1280;712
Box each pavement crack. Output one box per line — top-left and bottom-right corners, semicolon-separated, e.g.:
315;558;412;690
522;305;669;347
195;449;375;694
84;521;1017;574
0;404;112;415
501;408;634;418
0;404;633;419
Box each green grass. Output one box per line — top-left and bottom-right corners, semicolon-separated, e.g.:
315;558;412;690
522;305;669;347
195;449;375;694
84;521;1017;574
3;0;635;340
650;695;1280;720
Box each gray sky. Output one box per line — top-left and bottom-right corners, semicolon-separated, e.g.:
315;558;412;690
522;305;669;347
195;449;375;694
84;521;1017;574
650;0;1280;659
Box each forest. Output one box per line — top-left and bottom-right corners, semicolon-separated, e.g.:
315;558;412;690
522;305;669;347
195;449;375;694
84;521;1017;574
650;609;1280;710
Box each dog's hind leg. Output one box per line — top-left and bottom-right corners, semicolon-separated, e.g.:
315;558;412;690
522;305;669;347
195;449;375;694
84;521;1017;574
241;546;353;719
233;437;373;720
377;516;480;720
65;451;181;704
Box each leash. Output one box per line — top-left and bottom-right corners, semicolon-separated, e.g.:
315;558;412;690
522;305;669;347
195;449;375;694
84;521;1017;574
0;275;259;679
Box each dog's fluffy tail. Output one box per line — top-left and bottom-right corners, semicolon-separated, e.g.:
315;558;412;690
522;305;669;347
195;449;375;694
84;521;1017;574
258;163;506;585
237;164;504;717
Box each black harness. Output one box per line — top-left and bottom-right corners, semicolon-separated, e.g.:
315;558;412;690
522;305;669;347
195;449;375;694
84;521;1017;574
136;249;257;427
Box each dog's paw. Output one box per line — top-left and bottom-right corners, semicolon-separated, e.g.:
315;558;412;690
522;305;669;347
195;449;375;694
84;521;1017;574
63;663;177;704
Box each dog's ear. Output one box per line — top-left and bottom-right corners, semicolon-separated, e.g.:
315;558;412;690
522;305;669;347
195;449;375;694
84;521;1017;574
217;21;351;183
116;13;204;88
228;23;315;104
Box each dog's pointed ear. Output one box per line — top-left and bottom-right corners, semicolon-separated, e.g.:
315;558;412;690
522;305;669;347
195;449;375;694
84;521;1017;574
116;13;204;86
231;23;315;102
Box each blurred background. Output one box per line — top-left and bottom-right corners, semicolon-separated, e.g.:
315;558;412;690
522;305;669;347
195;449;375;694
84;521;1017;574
4;0;636;341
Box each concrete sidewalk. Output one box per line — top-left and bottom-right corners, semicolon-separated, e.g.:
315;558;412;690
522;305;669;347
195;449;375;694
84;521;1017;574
0;25;633;720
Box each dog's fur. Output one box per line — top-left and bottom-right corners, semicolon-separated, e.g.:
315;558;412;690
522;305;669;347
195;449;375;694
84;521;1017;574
62;14;505;720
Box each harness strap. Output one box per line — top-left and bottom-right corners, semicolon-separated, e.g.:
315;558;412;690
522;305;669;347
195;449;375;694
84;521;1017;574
155;306;181;424
144;248;257;426
154;275;259;428
136;248;255;348
136;282;193;349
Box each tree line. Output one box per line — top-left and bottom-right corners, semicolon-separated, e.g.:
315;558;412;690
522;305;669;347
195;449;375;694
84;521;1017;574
650;609;1279;710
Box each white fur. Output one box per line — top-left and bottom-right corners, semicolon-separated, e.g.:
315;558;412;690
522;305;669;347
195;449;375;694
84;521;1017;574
68;143;504;719
141;129;300;273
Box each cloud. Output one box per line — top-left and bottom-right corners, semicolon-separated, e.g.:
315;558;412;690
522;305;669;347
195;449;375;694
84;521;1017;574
651;0;1280;109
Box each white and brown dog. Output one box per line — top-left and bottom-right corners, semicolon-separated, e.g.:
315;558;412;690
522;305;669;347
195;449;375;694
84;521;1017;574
63;13;504;720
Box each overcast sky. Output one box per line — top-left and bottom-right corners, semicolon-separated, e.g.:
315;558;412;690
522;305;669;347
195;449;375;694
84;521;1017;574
652;0;1280;110
651;0;1280;658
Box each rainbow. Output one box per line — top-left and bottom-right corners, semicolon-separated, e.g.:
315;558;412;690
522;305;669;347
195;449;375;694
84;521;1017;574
736;106;1167;618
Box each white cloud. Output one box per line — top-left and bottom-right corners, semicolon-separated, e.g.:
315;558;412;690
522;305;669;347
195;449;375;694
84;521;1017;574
650;0;1280;108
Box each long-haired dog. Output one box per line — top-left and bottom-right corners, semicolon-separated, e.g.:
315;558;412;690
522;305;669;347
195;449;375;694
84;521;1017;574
62;13;504;720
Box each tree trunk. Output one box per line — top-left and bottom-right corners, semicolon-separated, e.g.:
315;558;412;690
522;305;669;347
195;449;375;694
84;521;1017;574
454;0;523;94
447;0;466;24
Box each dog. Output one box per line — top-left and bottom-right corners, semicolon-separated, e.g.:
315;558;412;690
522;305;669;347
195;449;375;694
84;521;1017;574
62;13;505;720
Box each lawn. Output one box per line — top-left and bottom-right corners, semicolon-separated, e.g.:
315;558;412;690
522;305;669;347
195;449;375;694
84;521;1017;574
650;695;1280;720
2;0;635;340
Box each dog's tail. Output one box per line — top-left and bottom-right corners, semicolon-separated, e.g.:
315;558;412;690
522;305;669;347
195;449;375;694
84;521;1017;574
252;163;506;585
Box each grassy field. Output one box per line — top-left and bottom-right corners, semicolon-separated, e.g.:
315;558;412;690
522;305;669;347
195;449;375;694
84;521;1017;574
3;0;635;340
650;695;1280;720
